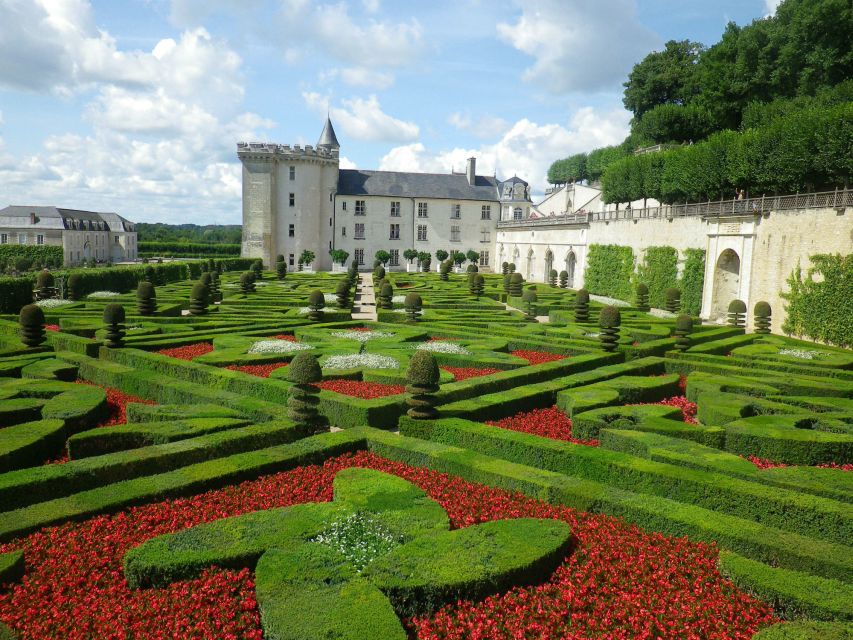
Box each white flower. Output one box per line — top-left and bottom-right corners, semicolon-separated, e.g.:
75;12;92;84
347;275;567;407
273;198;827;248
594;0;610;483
330;330;395;343
778;348;819;360
324;293;338;303
416;341;470;355
248;340;314;354
392;295;406;303
35;298;74;308
87;291;121;298
324;353;399;369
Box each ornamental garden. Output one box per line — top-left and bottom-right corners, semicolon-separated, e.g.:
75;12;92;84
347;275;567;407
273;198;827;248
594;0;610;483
0;258;851;640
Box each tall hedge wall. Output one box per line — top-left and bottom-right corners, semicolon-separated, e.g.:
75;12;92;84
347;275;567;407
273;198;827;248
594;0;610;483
782;253;852;348
681;248;706;316
0;277;34;313
0;245;64;268
635;246;679;309
584;245;635;300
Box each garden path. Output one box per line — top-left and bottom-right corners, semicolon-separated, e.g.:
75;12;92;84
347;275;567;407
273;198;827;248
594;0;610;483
351;273;378;322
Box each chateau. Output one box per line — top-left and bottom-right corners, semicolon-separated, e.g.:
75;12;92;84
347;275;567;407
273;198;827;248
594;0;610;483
238;117;532;272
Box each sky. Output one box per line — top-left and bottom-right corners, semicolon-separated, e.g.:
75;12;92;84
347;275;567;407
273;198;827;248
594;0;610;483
0;0;778;224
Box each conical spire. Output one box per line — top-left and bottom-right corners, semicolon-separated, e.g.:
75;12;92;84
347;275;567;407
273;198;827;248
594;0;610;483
317;115;340;149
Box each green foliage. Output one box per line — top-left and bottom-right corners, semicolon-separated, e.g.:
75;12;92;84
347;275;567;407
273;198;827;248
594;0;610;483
623;39;705;118
574;288;590;323
752;622;853;640
674;314;693;351
634;282;650;310
435;250;449;262
300;250;316;266
240;272;255;294
0;245;64;270
374;250;390;266
754;301;772;334
635;246;679;309
0;550;24;586
465;250;479;264
665;287;681;313
680;248;706;316
508;273;524;297
633;103;714;144
584;245;635;300
404;293;423;322
407;350;440;387
403;249;418;263
547;153;588;184
138;242;240;257
559;270;568;288
136;223;241;244
102;303;126;325
782;254;853;347
329;249;350;266
19;304;45;348
189;283;209;316
0;277;33;313
599;306;622;328
287;352;322;385
308;289;325;322
586;145;629;182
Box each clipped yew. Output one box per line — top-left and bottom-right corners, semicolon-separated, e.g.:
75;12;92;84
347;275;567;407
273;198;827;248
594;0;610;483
35;271;55;300
728;299;747;328
375;265;386;281
286;352;323;430
665;288;681;313
502;261;509;275
439;261;451;281
406;350;440;420
559;270;569;288
548;269;558;287
336;279;352;309
19;304;46;348
574;288;590;323
674;314;693;351
137;281;157;316
598;305;621;352
189;283;209;316
404;292;422;322
67;273;83;301
754;301;772;334
471;274;485;299
508;262;516;273
240;272;255;294
209;270;221;303
144;266;155;284
635;283;650;311
307;290;325;322
503;273;511;293
378;282;393;309
509;273;524;297
251;259;263;279
276;259;287;280
103;303;126;348
522;288;538;320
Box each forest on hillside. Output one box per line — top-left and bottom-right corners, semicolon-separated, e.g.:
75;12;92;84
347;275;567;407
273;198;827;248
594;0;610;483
136;223;242;244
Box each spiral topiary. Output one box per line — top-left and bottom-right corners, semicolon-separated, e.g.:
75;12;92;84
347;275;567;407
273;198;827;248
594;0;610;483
189;282;209;316
509;272;524;297
103;303;126;348
728;299;747;328
200;272;212;288
406;350;440;419
209;270;221;303
308;289;325;322
137;281;157;316
240;271;255;294
635;283;650;311
508;262;516;273
548;269;558;287
665;288;681;313
674;314;693;351
503;273;511;293
574;288;590;323
467;264;478;273
251;259;263;279
420;256;431;272
378;282;393;309
754;301;772;334
501;261;509;275
286;352;323;430
19;304;46;347
67;273;83;301
144;265;155;283
336;279;352;309
276;259;287;280
439;261;450;281
35;270;55;300
522;288;538;320
598;305;621;352
470;274;485;299
559;270;568;288
404;292;422;322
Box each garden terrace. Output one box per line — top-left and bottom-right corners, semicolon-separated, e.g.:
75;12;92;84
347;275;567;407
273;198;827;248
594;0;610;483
0;267;850;639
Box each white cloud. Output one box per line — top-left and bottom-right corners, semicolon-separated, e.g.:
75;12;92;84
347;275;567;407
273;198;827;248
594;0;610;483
496;0;659;94
339;67;394;90
168;0;262;27
379;107;630;194
764;0;782;15
448;112;510;138
303;92;419;143
362;0;380;13
278;0;423;69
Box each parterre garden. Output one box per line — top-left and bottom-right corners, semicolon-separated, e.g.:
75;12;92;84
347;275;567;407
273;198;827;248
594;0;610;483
0;260;851;640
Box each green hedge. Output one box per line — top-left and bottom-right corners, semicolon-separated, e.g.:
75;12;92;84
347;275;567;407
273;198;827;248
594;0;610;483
0;245;63;268
138;242;240;256
584;245;634;301
635;246;678;309
0;277;33;313
0;549;24;585
680;248;706;316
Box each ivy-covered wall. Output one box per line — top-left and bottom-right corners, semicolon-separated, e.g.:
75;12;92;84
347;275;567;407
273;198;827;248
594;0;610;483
782;253;852;348
634;246;678;309
584;245;635;300
680;248;706;316
0;246;64;269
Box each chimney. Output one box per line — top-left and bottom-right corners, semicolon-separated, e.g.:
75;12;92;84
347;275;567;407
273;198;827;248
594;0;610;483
30;212;36;224
466;157;476;186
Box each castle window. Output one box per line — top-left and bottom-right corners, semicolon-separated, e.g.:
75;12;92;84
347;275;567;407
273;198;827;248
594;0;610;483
389;249;399;266
355;223;365;239
341;226;346;236
513;207;523;221
114;235;119;244
450;225;461;242
417;202;428;218
355;248;364;265
390;201;400;217
37;234;44;245
289;193;295;207
342;201;347;211
481;205;491;220
289;254;295;266
451;203;461;219
289;224;295;237
355;200;366;216
417;224;428;241
481;228;491;243
389;223;400;240
289;166;296;180
479;250;490;267
0;234;7;244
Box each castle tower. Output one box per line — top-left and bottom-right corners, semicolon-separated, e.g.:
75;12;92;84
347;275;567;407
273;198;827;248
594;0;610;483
238;119;340;269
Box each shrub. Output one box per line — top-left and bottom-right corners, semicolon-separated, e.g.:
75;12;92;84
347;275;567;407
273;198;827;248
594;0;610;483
375;265;386;281
470;274;485;299
509;273;524;297
35;270;55;299
674;314;693;351
548;269;558;287
137;281;157;316
189;283;209;316
782;254;852;348
308;290;325;322
635;283;650;311
336;280;352;309
406;351;440;419
0;277;34;313
665;287;681;313
19;304;46;348
276;260;287;280
420;255;431;273
435;250;449;263
439;262;450;282
404;293;423;323
522;288;538;320
598;305;621;352
636;246;678;309
286;353;323;429
680;248;706;316
103;303;126;348
67;273;83;301
508;262;516;273
251;259;263;279
728;299;747;327
584;245;634;301
754;301;772;334
574;288;590;323
559;270;568;288
240;272;255;294
378;282;393;310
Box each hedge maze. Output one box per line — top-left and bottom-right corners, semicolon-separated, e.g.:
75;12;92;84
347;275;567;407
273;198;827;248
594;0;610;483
0;264;850;639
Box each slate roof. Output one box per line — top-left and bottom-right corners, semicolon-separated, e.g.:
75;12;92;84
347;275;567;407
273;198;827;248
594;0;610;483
317;116;340;149
0;206;135;231
337;169;500;201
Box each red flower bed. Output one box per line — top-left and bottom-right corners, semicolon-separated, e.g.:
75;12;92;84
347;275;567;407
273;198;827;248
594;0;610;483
0;452;777;640
156;342;214;360
315;379;405;399
225;362;288;378
441;366;500;381
487;406;598;446
45;324;60;332
745;456;853;471
273;334;297;342
817;462;853;471
76;380;156;427
510;349;565;365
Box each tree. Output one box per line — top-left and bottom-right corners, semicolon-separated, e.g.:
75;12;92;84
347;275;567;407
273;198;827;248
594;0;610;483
452;252;466;267
299;250;316;267
403;249;418;264
547;154;588;184
465;250;480;264
329;249;349;266
435;249;449;263
622;39;705;118
374;250;391;266
587;146;629;182
103;304;126;348
632;103;713;144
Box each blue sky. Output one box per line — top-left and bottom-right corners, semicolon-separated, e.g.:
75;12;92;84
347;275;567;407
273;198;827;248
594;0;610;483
0;0;775;224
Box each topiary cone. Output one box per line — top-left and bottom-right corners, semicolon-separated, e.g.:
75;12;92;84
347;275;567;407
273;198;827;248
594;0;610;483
522;288;538;320
286;352;323;430
509;273;524;297
379;282;393;309
35;270;55;300
665;288;681;313
404;292;422;323
753;301;771;334
635;283;650;311
574;288;590;323
240;271;255;294
674;314;693;351
727;299;747;328
439;261;450;282
406;350;440;419
137;281;157;316
559;270;568;288
276;259;287;280
19;304;46;347
209;270;221;303
67;273;83;301
598;305;621;352
308;289;325;322
103;303;126;348
189;282;209;316
336;279;352;309
251;259;263;279
548;269;557;287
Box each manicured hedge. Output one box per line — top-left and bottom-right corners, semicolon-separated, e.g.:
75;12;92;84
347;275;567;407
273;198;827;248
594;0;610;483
138;242;240;257
583;245;635;301
635;246;678;309
680;248;706;316
0;550;24;585
0;245;63;267
0;277;33;314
